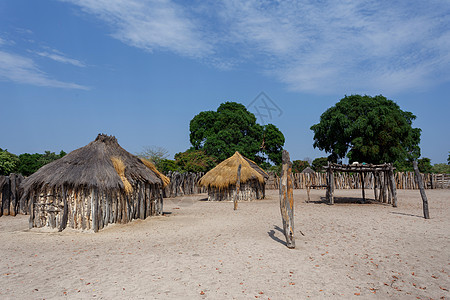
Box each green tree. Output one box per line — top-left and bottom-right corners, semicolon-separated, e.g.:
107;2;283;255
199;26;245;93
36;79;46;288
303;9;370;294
432;163;450;174
17;150;66;176
448;152;450;165
310;95;421;164
158;159;179;173
292;160;310;173
312;157;328;172
0;148;19;175
190;102;285;165
174;149;217;173
417;157;433;173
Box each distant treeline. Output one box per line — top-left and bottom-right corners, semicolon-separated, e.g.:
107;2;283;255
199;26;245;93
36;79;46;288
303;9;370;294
0;149;66;176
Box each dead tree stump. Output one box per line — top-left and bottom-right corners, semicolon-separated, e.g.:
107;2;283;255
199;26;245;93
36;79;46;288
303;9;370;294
413;161;430;219
279;150;295;249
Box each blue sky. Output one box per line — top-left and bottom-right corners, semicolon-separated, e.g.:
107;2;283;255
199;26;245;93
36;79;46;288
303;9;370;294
1;0;449;164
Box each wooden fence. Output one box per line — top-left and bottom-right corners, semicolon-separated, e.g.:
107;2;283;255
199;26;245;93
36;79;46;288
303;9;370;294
1;171;448;217
163;171;207;198
0;174;25;216
265;172;450;190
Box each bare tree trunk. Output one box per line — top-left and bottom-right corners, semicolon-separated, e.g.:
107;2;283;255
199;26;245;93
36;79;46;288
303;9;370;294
279;150;295;249
413;161;430;219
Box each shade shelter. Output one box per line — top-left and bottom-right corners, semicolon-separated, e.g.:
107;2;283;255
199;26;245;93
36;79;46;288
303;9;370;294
324;163;397;206
198;151;268;201
21;134;169;232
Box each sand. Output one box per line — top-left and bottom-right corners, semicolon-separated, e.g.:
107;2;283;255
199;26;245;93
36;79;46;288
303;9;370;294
0;189;449;299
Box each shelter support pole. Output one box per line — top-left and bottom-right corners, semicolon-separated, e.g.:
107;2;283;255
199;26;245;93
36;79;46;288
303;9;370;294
413;161;430;219
234;164;241;211
279;150;295;249
373;172;378;202
326;163;331;204
388;164;398;207
327;165;334;205
361;172;365;203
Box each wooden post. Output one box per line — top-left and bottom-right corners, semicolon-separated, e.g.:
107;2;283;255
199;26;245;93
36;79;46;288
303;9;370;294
279;150;295;249
361;172;365;203
327;164;334;205
234;164;241;210
59;185;69;232
413;161;430;219
92;188;99;232
326;163;331;204
388;164;398;207
373;172;378;202
306;184;311;203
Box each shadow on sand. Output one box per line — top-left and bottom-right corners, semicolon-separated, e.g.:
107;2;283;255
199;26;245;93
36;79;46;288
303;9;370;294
268;225;287;246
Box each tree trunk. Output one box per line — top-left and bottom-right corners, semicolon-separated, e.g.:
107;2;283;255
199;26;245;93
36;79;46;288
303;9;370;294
413;161;430;219
279;150;295;249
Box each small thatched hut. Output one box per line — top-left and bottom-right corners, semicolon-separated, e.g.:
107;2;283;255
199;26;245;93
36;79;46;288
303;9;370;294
21;134;169;232
198;151;268;201
301;166;315;174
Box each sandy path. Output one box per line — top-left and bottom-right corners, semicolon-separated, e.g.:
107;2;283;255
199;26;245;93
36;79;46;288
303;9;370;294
0;189;449;299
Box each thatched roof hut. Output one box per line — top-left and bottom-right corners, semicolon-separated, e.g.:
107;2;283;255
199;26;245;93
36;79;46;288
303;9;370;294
198;152;268;201
301;166;315;174
21;134;169;232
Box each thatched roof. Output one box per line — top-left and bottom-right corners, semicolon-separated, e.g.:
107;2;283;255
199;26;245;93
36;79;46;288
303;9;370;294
21;134;167;193
140;158;170;188
301;166;315;174
198;152;268;189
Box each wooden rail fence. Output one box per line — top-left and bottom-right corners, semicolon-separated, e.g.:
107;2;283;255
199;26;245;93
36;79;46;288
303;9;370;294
1;171;448;217
265;172;450;190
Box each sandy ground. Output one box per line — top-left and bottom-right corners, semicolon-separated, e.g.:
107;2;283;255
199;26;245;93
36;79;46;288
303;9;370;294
0;189;449;300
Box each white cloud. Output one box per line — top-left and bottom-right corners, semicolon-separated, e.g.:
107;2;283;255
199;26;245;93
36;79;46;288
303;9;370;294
35;51;87;67
65;0;214;58
63;0;450;94
0;50;90;90
218;1;450;94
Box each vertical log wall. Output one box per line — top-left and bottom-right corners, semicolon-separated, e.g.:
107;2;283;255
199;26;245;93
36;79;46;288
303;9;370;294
29;183;162;231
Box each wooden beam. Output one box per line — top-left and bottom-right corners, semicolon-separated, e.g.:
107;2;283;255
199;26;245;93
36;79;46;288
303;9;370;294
279;150;295;249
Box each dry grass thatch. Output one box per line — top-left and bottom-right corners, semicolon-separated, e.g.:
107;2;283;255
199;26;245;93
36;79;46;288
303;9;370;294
140;158;170;188
198;151;268;189
111;157;133;194
21;134;163;193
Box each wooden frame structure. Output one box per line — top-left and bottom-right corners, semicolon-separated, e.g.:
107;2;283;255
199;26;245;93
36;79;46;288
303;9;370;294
324;163;397;207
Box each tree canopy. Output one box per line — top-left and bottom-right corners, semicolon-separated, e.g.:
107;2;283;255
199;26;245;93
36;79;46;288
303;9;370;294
0;149;19;176
292;160;310;173
0;149;66;176
312;157;328;172
190;102;285;165
310;95;421;164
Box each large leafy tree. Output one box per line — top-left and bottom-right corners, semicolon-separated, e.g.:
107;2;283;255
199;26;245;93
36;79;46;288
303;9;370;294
0;148;19;175
310;95;421;164
174;149;217;173
292;160;310;173
190;102;285;165
17;150;66;176
312;157;328;172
